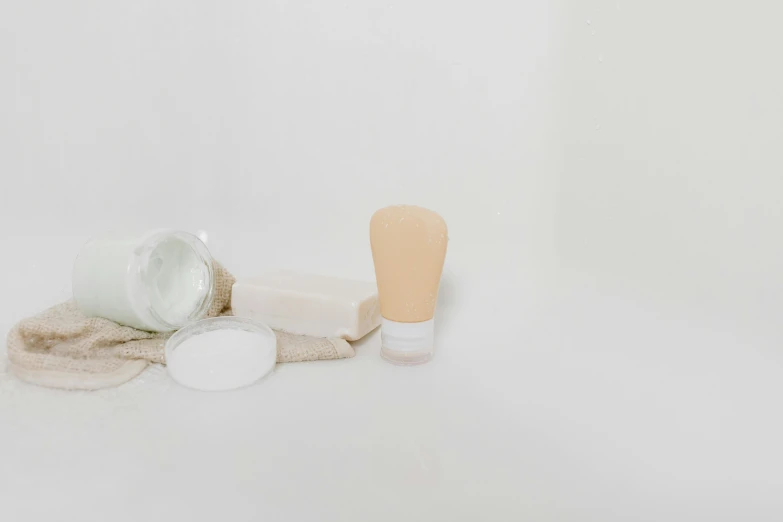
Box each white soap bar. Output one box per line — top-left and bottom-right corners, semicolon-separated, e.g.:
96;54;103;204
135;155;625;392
231;271;381;341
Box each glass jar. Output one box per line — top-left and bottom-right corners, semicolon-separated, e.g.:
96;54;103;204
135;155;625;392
72;230;215;332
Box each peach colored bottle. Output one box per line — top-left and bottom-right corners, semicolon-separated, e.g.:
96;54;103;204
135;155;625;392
370;205;448;364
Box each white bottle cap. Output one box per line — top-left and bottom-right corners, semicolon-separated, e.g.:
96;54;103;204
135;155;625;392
380;318;434;360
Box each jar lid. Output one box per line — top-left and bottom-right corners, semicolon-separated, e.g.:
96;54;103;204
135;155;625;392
165;317;277;391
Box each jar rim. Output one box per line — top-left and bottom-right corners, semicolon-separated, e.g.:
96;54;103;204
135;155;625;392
128;229;216;332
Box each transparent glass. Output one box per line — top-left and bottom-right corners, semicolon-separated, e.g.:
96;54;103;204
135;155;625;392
165;317;277;391
380;347;434;365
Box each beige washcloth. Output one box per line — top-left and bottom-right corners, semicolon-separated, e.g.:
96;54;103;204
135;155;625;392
6;263;354;390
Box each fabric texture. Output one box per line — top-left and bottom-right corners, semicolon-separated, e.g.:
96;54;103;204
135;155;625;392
6;263;354;390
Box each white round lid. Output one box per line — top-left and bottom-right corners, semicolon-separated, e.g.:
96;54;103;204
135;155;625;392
165;316;277;391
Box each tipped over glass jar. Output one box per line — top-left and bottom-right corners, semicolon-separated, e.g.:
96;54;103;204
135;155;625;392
72;230;215;332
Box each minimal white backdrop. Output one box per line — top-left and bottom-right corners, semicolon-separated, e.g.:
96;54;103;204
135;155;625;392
2;1;782;521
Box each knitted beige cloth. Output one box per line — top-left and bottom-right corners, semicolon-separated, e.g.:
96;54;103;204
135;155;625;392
6;263;354;390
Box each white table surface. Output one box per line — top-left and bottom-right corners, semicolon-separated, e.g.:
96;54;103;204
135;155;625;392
4;0;783;518
2;238;782;522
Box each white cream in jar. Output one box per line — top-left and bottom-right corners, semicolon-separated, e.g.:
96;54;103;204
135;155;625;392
73;230;215;332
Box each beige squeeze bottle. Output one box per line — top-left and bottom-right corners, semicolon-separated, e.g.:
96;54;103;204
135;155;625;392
370;205;448;365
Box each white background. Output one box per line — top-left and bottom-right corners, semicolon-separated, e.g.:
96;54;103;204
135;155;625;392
2;1;783;520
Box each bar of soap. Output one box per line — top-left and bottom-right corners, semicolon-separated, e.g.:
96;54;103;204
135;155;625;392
231;271;381;341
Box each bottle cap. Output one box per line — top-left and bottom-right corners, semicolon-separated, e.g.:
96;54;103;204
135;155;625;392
380;318;434;364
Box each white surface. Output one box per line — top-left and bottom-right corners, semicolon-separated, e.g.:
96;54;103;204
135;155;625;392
557;0;783;325
2;1;783;521
232;271;380;340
